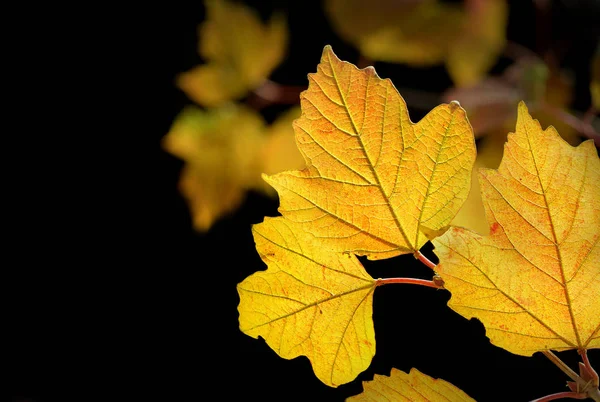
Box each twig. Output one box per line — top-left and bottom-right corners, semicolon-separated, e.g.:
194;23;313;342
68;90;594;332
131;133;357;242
530;391;587;401
376;277;443;289
540;102;600;147
248;79;304;109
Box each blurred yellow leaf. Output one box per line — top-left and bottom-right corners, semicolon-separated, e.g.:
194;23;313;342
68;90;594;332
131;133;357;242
177;0;288;107
446;0;508;87
434;102;600;355
257;106;305;194
265;46;476;259
238;217;376;387
325;0;507;86
592;46;600;110
347;367;475;401
163;105;305;231
163;105;265;230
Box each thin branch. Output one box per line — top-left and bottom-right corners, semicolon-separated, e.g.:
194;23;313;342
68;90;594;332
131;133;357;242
540;102;600;147
531;391;587;402
504;41;543;63
414;250;437;270
376;277;444;289
543;350;600;402
247;79;305;109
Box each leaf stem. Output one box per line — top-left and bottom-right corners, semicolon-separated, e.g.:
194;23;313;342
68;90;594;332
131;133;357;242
376;277;443;289
542;350;600;402
414;250;437;270
580;349;599;386
531;391;587;401
542;350;580;383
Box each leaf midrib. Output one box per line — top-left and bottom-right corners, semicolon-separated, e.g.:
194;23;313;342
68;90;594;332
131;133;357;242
523;121;582;348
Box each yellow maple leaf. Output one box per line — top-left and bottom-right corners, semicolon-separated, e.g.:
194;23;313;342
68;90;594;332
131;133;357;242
163;105;303;231
325;0;462;66
325;0;507;87
176;0;287;107
265;45;476;259
237;217;376;387
163;105;265;230
433;102;600;355
347;367;475;401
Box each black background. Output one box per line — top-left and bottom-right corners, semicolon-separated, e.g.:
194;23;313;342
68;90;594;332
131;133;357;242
9;0;600;401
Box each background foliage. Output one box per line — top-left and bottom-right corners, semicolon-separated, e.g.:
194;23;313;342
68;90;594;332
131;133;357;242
8;0;599;401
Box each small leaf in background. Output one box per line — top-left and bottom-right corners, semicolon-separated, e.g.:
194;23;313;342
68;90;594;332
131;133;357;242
446;0;508;87
325;0;463;66
433;102;600;355
325;0;507;87
162;105;266;230
237;217;376;387
347;367;475;401
265;46;476;259
163;104;303;230
176;0;288;107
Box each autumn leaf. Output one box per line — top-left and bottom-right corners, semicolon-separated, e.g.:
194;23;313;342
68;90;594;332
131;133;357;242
433;102;600;355
328;0;464;66
265;45;476;259
347;368;475;401
325;0;507;86
237;217;376;387
176;0;287;107
163;105;304;231
162;105;265;230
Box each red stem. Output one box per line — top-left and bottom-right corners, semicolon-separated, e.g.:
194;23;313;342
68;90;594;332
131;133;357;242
580;349;599;386
414;250;437;270
531;391;588;402
376;277;443;289
540;102;600;147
